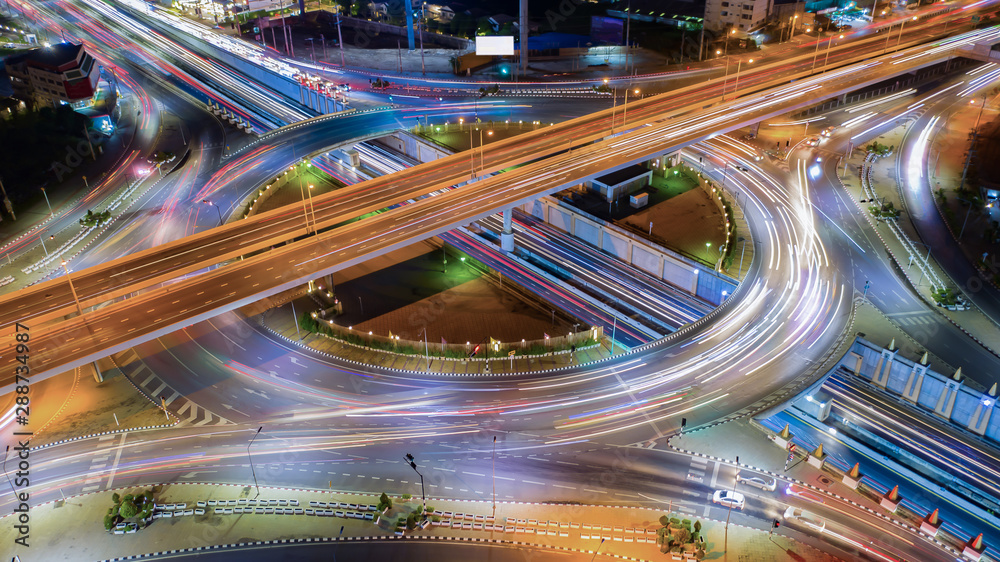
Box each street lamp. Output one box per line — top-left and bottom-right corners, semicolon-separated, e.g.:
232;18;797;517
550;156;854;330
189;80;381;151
731;58;753;99
621;88;639;130
202;199;223;227
480;129;493;174
886;16;917;53
39;233;53;257
60;260;83;314
959;95;988;196
404;453;426;517
604;78;619;133
724;456;740;553
248;427;262;498
820;34;844;71
40;187;53;216
307;184;318;231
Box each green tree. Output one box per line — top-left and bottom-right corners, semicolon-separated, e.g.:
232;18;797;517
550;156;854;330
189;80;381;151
693;520;702;532
119;500;139;519
659;514;669;526
104;514;115;531
112;493;121;504
378;491;393;511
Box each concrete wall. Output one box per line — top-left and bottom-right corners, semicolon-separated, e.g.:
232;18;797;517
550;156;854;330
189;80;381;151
382;131;452;163
520;198;735;305
838;338;1000;445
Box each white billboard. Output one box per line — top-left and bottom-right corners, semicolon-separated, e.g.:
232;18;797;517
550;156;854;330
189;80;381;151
476;36;515;56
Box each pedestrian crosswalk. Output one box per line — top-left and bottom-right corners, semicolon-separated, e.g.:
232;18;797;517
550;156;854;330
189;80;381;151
115;349;232;427
685;457;708;484
80;434;119;493
893;314;935;326
885;310;937;326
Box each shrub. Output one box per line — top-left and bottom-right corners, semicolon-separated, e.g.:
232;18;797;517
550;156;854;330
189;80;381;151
378;492;393;511
119;501;139;519
659;514;669;526
402;493;412;501
693;520;702;532
112;493;121;504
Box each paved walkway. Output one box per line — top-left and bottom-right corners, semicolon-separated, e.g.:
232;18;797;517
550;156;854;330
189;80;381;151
0;482;842;562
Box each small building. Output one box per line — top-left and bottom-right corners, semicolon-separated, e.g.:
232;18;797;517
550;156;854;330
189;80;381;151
5;42;100;109
704;0;772;33
589;164;652;202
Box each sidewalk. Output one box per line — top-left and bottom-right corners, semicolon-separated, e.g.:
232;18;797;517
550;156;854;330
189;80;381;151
0;483;842;562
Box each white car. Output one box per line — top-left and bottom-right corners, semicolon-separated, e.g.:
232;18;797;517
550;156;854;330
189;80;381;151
737;471;777;491
804;136;820;147
783;507;826;532
820;126;836;138
712;490;745;510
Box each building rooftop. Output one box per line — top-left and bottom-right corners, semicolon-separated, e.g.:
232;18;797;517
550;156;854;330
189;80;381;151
5;42;83;70
594;164;650;186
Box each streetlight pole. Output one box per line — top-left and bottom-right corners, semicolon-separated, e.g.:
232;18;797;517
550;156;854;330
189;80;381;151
480;129;493;174
492;436;497;517
724;456;740;554
419;2;426;75
404;454;426;517
61;260;83;314
604;78;618;133
248;426;262;498
731;59;753;100
40;187;53;216
821;34;843;71
621;88;639;130
307;184;318;232
959;96;987;195
40;233;51;257
590;538;606;561
202;199;223;227
810;25;824;69
896;16;917;50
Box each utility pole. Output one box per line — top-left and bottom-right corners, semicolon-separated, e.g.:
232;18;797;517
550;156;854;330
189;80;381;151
959;95;987;195
248;427;263;498
0;177;13;220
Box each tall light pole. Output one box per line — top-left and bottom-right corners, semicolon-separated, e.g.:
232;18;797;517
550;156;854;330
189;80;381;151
724;456;740;553
492;436;497;517
811;25;824;70
731;58;753;100
480;129;493;174
202;199;223;227
621;88;639;130
896;16;917;50
604;78;618;133
61;260;83;314
40;187;53;216
404;453;426;517
248;426;263;498
819;34;843;71
307;184;318;232
959;95;987;197
419;2;426;75
40;233;52;257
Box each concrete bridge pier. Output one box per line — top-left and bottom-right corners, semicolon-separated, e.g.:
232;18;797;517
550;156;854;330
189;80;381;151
500;209;515;252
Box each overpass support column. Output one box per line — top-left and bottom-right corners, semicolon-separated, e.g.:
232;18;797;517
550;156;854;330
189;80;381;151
500;209;515;252
91;361;104;383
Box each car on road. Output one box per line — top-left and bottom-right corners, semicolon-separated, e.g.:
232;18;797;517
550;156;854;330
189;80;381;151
737;471;777;491
712;490;745;510
804;136;820;147
783;507;826;532
820;126;836;138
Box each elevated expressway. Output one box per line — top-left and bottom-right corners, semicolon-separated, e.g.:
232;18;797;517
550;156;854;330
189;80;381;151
2;27;999;386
